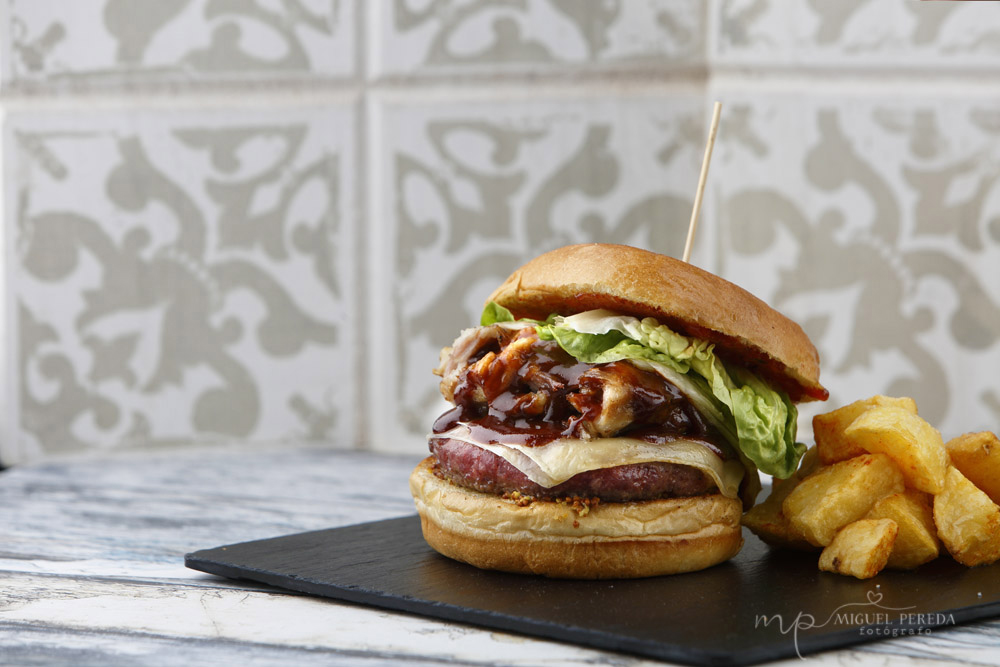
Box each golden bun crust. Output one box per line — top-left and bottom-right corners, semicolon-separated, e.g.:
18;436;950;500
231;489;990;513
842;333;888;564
488;243;826;402
410;457;743;578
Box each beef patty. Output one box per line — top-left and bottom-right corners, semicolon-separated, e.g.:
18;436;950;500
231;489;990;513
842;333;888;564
430;438;714;502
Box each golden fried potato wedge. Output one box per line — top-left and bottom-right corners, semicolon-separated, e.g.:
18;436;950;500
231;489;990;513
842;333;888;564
819;518;898;579
844;407;947;494
743;468;817;552
866;491;939;569
946;432;1000;505
783;453;904;547
934;467;1000;567
813;396;918;465
743;500;815;551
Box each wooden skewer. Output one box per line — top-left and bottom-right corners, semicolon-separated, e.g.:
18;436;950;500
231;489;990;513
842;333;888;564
682;101;722;264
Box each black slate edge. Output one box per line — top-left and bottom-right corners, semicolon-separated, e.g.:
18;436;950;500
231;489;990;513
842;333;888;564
185;516;1000;667
185;549;734;666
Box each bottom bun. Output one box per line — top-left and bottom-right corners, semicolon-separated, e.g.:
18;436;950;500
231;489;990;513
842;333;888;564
409;457;743;578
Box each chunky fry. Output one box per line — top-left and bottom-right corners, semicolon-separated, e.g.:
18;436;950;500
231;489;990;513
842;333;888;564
934;467;1000;567
819;518;898;579
783;453;904;547
742;463;817;551
813;396;917;465
749;394;1000;577
946;432;1000;505
866;491;939;569
844;407;948;494
742;498;815;551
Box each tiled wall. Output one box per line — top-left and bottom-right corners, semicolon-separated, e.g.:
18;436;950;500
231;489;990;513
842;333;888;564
707;0;1000;441
2;1;999;465
3;0;357;84
7;106;357;461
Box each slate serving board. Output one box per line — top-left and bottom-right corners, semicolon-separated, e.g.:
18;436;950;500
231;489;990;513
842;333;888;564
186;515;1000;666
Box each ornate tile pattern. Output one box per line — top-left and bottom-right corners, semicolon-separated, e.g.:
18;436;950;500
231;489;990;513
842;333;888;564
711;0;1000;68
371;0;705;76
2;0;1000;464
2;0;355;85
711;95;1000;438
4;107;357;463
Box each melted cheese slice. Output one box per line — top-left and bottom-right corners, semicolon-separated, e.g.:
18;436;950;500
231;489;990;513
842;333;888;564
435;423;745;500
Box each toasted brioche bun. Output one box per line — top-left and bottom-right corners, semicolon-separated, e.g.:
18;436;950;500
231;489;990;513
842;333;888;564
488;243;826;402
410;458;743;578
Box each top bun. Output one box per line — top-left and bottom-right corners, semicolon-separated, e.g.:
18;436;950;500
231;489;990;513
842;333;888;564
487;243;827;403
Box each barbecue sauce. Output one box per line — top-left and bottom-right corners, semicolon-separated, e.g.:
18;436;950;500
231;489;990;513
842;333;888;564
432;331;722;455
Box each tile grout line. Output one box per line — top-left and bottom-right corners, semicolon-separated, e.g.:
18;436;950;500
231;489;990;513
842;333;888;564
4;68;1000;116
353;0;369;451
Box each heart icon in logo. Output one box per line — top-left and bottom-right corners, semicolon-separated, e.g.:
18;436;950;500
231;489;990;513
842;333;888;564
867;590;884;605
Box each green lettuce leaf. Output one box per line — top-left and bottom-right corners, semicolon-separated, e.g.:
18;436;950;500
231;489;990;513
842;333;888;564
480;302;515;326
480;303;804;478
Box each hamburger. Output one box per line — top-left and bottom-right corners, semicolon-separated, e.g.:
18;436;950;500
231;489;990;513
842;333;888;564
410;243;827;578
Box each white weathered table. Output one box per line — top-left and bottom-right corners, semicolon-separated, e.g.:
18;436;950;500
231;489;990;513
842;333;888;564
2;445;999;666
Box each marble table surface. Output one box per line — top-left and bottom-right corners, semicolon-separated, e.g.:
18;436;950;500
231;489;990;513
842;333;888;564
2;444;999;666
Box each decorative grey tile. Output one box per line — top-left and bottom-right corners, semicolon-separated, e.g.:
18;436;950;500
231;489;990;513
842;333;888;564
371;0;705;77
710;0;1000;69
710;93;1000;440
368;91;709;453
3;0;355;86
3;104;357;464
